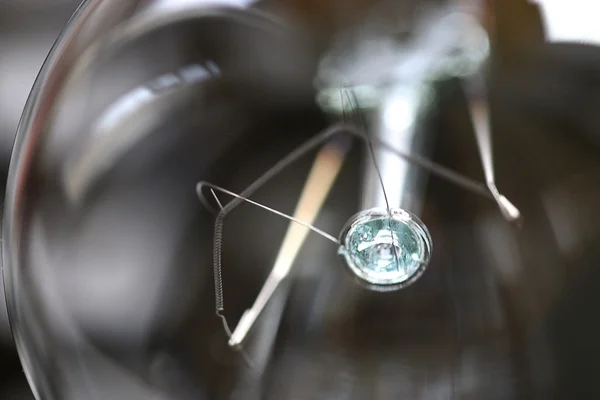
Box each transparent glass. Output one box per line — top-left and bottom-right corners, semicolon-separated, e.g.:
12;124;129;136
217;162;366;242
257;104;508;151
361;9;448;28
339;208;432;290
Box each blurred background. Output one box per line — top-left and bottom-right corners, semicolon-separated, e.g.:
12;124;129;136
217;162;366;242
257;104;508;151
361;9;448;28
2;0;600;399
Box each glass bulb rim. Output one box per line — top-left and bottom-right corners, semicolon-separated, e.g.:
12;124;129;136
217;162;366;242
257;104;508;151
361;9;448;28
338;207;433;290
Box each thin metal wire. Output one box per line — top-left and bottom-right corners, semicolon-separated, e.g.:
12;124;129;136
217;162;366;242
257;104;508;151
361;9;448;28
468;96;522;223
374;137;492;198
217;311;255;368
197;188;223;215
211;188;224;210
221;95;354;359
343;88;401;271
342;85;492;198
198;190;219;215
197;182;340;244
209;123;352;320
201;121;517;346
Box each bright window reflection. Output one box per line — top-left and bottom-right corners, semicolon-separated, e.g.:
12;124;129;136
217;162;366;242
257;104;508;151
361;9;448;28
533;0;600;43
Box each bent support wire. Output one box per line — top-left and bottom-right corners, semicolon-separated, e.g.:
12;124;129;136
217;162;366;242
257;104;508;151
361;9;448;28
197;117;521;351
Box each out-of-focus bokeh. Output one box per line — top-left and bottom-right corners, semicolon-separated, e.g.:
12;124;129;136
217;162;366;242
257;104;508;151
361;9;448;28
2;0;600;399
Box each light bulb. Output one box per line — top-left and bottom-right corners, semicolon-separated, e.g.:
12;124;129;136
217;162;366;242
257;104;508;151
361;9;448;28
4;1;600;399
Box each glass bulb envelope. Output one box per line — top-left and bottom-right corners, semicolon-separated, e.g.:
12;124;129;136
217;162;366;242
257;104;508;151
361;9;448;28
4;1;600;399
